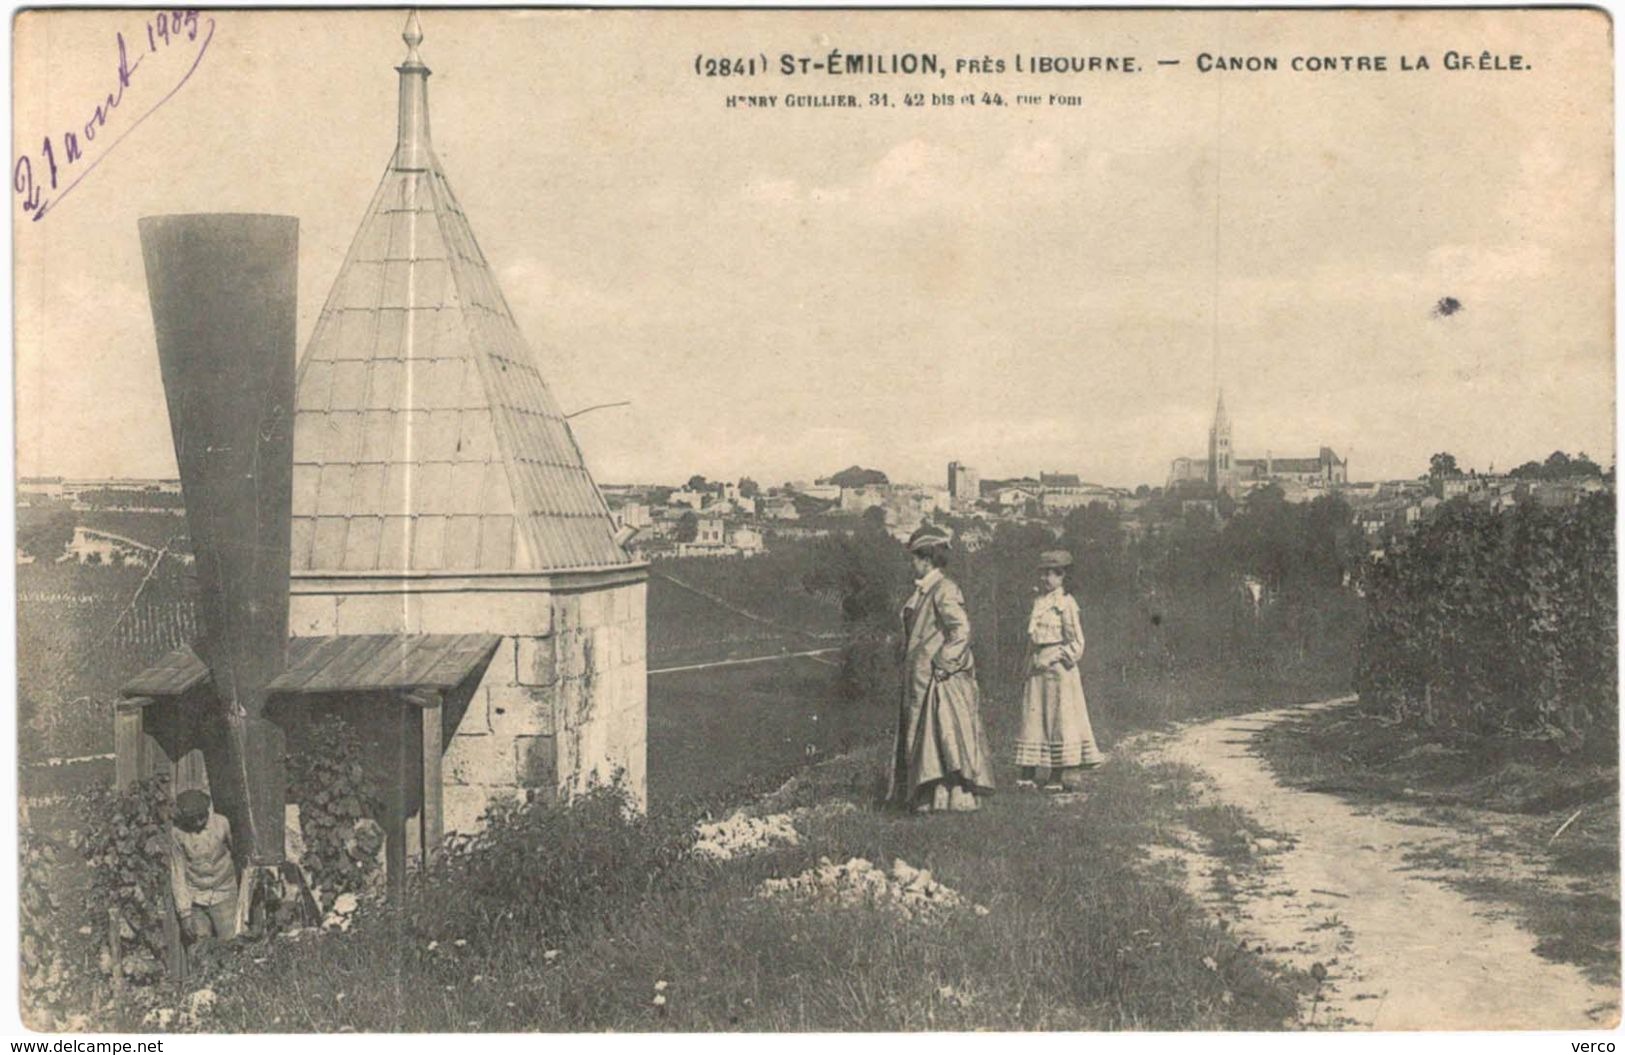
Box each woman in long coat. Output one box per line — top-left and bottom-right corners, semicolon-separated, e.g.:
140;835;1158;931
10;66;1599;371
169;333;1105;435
889;525;997;813
1014;550;1105;791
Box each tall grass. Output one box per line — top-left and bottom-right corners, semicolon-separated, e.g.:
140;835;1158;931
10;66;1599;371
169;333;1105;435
188;756;1308;1032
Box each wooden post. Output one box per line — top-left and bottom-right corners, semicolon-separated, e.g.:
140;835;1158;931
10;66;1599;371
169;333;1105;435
385;704;408;898
114;700;148;790
233;866;257;937
107;907;124;997
161;890;186;981
419;692;444;869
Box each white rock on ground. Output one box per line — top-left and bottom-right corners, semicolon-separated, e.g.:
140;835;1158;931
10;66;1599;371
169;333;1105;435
323;891;361;931
692;801;858;861
693;811;800;861
757;856;988;920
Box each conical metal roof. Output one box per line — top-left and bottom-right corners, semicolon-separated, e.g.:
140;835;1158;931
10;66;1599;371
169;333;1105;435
291;15;630;574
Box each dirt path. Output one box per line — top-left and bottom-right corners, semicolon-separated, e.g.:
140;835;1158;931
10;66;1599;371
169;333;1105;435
1137;699;1619;1030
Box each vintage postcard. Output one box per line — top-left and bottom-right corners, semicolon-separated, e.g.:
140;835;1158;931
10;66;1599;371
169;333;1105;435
9;6;1617;1040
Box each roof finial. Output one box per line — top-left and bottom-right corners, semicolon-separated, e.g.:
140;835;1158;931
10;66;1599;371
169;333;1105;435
394;8;432;170
402;10;424;64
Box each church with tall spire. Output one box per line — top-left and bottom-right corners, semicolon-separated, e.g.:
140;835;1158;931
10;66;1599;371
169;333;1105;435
1207;390;1235;494
1169;391;1349;499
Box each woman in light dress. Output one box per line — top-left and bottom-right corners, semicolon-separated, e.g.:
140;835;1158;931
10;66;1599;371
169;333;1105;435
1014;550;1104;791
888;525;997;813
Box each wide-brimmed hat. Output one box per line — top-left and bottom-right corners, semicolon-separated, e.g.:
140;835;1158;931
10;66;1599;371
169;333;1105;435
906;524;953;553
1038;549;1073;570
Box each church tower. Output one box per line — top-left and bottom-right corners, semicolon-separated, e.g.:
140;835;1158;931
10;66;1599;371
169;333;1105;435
1207;391;1235;496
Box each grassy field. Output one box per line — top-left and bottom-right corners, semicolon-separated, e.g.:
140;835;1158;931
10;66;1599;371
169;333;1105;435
18;560;199;763
101;749;1310;1032
648;658;889;805
1252;701;1621;987
646;571;835;669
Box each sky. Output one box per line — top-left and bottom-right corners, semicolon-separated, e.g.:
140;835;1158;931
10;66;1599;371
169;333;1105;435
13;9;1615;489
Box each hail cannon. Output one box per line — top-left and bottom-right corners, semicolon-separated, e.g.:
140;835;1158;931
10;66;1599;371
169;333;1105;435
116;12;650;913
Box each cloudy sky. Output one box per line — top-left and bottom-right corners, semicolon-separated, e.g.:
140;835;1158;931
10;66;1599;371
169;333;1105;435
14;9;1613;488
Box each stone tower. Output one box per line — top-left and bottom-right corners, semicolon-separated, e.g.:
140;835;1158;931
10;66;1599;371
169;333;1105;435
1207;390;1236;496
286;12;649;830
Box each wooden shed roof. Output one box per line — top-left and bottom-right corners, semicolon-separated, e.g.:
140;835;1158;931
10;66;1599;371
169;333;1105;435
120;633;502;701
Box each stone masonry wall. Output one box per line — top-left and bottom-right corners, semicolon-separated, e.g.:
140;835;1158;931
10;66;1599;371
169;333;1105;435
288;577;647;841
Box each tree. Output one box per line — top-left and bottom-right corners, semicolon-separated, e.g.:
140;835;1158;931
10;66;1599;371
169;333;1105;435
1228;485;1294;592
1061;505;1127;596
738;477;760;499
1429;452;1461;478
791;493;835;517
1571;452;1603;478
861;505;889;532
828;465;889;489
800;530;909;704
686;475;709;492
675;510;699;543
1546;450;1603;479
17;511;75;562
1300;493;1359;590
1509;452;1603;481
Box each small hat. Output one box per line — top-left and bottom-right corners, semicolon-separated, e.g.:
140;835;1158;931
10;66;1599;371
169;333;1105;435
175;789;211;821
1038;549;1073;570
906;524;953;553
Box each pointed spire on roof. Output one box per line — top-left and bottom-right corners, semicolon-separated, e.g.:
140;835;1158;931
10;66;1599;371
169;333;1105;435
1213;388;1230;431
289;13;632;575
402;9;424;62
394;10;432;172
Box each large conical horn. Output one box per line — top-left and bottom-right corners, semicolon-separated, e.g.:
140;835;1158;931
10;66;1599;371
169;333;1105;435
139;213;297;716
139;214;297;863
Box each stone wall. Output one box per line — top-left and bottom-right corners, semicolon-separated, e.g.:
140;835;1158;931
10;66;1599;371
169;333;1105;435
288;573;648;842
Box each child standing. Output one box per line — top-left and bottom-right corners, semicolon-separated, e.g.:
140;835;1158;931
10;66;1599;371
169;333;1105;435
170;789;240;942
1014;550;1105;790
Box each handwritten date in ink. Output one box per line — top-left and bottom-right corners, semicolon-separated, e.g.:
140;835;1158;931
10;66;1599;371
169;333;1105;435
145;9;201;52
15;10;212;224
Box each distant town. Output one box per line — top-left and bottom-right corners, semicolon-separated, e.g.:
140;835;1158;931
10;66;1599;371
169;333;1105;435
20;393;1613;569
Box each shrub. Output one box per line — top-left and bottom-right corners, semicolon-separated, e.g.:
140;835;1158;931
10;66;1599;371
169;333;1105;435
21;827;81;1023
1355;494;1617;753
72;775;176;986
18;510;76;562
404;781;695;947
285;716;384;906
